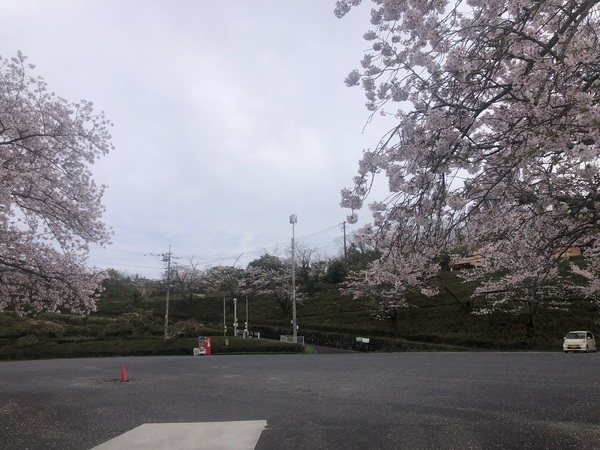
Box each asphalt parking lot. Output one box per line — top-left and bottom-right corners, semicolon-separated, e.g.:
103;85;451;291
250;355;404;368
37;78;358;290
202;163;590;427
1;352;600;449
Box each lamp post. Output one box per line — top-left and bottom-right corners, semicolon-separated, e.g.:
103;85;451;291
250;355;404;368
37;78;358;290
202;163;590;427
233;297;238;337
289;214;297;343
230;253;243;338
163;245;172;340
223;297;227;336
244;295;249;339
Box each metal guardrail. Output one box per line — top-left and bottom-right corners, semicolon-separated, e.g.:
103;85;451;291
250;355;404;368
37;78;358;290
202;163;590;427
280;335;305;345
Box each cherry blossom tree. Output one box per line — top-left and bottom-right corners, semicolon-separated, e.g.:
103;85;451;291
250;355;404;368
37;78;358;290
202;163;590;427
337;1;600;314
244;254;303;315
0;52;113;315
171;259;210;302
295;244;329;294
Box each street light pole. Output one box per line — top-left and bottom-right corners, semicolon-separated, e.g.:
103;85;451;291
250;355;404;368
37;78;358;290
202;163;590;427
233;297;238;337
163;245;172;340
244;295;249;339
290;214;297;343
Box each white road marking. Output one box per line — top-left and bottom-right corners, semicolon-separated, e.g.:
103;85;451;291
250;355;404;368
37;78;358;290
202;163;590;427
90;420;267;450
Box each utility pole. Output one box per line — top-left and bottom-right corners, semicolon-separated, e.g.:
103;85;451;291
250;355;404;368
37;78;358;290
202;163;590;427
290;214;298;343
147;246;176;340
342;221;348;265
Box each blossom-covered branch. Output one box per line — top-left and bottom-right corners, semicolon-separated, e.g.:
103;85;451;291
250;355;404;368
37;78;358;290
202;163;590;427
0;52;113;314
337;0;600;307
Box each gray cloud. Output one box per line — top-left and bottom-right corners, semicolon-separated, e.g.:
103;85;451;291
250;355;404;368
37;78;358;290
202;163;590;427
1;0;393;277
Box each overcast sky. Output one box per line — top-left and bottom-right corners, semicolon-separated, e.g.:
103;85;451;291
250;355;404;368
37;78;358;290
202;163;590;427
1;0;393;278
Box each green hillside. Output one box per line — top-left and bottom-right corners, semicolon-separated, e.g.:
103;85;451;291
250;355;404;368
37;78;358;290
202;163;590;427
2;269;597;360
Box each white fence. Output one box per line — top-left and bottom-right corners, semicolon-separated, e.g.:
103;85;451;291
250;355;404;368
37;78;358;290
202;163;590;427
280;335;305;345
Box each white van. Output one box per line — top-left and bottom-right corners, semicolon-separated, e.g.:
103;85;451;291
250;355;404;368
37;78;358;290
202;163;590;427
563;331;596;353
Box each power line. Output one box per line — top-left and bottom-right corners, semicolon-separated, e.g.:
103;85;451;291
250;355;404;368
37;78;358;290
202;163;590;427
93;222;353;273
176;223;346;264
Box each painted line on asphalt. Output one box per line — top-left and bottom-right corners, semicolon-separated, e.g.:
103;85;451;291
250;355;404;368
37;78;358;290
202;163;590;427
90;420;267;450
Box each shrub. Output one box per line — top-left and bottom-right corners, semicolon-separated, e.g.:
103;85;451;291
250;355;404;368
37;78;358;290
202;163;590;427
15;335;39;348
210;336;304;354
0;336;305;360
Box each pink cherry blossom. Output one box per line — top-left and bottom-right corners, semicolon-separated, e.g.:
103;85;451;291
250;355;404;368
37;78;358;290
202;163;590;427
337;0;600;319
0;52;112;315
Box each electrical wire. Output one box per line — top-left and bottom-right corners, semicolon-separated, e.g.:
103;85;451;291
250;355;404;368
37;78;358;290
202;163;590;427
91;222;351;273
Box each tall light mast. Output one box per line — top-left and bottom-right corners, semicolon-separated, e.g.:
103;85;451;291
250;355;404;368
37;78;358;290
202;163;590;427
290;214;297;343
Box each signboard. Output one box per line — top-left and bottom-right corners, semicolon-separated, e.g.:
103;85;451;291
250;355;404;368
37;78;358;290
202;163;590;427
198;336;212;355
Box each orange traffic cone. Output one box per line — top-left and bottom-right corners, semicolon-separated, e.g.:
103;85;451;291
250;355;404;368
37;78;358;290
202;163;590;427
121;364;129;383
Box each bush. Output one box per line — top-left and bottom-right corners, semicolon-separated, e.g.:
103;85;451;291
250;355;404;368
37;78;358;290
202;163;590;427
15;335;39;348
15;319;65;338
0;336;305;360
211;336;304;354
103;321;135;338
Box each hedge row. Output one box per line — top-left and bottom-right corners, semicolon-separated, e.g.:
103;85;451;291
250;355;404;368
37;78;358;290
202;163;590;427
0;336;304;360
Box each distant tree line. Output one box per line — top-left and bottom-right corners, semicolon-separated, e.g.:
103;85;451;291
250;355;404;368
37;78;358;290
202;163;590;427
100;236;379;316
